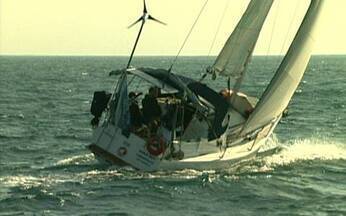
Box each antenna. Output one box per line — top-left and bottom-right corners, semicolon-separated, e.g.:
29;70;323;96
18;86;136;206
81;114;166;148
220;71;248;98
126;0;166;69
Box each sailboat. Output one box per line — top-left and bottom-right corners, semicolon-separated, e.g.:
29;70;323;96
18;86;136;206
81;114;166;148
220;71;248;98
88;0;324;171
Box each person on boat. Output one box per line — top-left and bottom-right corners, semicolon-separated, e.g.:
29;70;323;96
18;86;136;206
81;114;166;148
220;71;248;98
142;87;162;134
129;91;143;130
219;88;233;100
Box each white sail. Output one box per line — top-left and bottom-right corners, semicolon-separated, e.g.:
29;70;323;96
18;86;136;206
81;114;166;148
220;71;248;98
211;0;273;78
240;0;324;135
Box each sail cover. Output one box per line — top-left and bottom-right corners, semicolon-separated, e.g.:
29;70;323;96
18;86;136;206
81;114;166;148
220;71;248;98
211;0;273;78
113;74;131;129
241;0;324;135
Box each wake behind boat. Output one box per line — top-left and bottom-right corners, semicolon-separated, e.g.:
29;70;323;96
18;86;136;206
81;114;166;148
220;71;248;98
88;0;324;171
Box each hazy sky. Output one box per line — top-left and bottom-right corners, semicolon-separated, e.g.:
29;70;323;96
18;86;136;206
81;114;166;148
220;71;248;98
1;0;345;56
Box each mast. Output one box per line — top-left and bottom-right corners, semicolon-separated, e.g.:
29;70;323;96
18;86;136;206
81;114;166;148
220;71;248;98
240;0;325;136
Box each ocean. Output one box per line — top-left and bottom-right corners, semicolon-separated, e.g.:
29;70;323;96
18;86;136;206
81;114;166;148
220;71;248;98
0;56;345;215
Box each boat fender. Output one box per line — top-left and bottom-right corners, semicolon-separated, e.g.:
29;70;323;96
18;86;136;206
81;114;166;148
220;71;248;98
146;136;166;156
118;147;127;156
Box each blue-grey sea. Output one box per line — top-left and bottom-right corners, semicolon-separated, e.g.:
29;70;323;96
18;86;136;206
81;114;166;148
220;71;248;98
0;56;345;215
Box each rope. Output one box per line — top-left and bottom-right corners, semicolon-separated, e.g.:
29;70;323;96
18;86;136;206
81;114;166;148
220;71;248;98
169;0;209;71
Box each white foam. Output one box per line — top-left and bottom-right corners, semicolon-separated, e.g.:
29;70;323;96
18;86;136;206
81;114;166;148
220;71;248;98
0;175;76;188
56;153;95;165
0;175;43;188
263;138;346;167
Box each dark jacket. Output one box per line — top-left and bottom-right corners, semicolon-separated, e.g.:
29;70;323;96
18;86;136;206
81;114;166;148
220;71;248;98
142;95;161;123
129;100;142;127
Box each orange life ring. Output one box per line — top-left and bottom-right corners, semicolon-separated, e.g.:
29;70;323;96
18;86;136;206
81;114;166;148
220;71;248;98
146;136;166;156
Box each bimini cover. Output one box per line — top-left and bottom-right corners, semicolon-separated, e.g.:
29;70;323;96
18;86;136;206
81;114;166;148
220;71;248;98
130;67;194;92
131;67;229;138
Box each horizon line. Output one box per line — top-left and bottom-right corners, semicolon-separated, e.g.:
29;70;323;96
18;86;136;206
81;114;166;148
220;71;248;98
1;54;345;57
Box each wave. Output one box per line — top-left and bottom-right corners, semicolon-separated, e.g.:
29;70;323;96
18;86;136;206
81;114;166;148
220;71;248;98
262;138;346;168
55;153;95;166
3;138;342;188
0;169;134;190
54;134;80;140
0;175;76;189
54;137;346;175
0;113;25;120
0;133;35;140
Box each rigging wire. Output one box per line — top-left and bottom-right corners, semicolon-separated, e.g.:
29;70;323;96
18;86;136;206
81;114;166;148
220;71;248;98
202;0;249;83
222;0;249;71
207;0;230;57
169;0;209;72
275;0;302;69
260;0;281;93
198;0;230;83
265;1;281;59
128;74;136;86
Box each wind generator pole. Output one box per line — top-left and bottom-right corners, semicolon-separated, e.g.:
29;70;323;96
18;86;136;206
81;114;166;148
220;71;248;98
126;0;166;69
127;20;145;69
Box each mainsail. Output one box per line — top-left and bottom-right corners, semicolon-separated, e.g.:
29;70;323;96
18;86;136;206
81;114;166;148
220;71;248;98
240;0;324;135
211;0;273;79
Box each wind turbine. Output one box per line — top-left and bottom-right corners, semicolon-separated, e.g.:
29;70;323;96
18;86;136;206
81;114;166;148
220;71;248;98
126;0;166;69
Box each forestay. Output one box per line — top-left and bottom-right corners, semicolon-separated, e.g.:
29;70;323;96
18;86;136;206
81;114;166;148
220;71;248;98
211;0;273;79
241;0;324;135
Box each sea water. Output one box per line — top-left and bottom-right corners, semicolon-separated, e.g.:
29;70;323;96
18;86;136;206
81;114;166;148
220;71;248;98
0;56;345;215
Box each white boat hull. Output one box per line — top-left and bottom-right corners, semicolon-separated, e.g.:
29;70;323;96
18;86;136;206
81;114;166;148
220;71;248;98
88;122;274;171
158;138;265;171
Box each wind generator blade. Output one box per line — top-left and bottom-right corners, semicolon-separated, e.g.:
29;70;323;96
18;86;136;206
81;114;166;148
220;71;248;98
128;17;143;29
148;15;167;25
125;0;166;69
